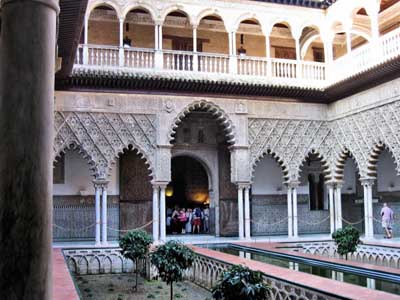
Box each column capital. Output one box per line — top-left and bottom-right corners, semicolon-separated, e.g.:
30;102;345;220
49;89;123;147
93;179;109;189
2;0;60;14
286;181;300;189
237;182;251;190
360;178;375;187
152;181;169;189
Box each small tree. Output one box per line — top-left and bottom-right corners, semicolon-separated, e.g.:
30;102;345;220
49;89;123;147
212;264;270;300
150;241;196;300
119;230;153;291
332;226;361;260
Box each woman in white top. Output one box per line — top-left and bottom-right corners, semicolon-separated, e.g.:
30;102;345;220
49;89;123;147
185;208;193;234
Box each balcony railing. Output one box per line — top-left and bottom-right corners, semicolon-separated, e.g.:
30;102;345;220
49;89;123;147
74;27;400;88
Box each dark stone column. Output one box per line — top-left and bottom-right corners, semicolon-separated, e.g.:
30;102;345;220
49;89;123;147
0;0;59;299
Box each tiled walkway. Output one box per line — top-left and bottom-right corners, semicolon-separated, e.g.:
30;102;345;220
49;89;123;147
193;246;400;300
53;249;79;300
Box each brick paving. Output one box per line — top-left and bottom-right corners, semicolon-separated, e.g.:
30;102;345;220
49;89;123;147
53;249;79;300
192;245;400;300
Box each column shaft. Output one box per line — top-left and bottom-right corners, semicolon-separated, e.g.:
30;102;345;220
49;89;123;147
95;186;101;245
328;185;335;234
158;25;163;50
367;185;374;237
83;16;89;64
0;1;58;298
363;184;370;237
287;187;293;237
244;187;251;239
159;186;166;241
346;31;352;54
101;187;108;244
335;187;343;230
193;28;197;52
152;186;160;242
292;187;298;237
238;187;244;239
119;18;124;47
154;25;159;50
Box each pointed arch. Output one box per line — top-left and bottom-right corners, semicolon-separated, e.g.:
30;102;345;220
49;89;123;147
53;141;99;179
367;142;400;178
168;100;236;146
251;149;289;183
233;13;265;33
333;147;363;182
109;143;154;181
297;149;331;182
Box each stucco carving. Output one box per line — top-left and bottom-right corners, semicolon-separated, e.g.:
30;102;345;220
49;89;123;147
168;100;236;145
249;100;400;183
54;111;156;179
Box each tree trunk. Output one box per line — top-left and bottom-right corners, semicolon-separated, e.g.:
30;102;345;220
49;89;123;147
170;282;173;300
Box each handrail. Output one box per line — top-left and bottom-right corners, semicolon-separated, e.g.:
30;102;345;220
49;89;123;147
74;26;400;87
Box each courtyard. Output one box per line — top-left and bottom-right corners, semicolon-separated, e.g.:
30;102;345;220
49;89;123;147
1;0;400;299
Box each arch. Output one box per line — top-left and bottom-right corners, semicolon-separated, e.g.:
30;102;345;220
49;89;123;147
297;150;331;182
109;143;154;181
299;24;323;60
195;8;227;30
161;5;193;26
168;100;236;145
333;148;363;182
366;142;399;178
267;18;294;37
53;141;98;179
233;13;264;34
171;152;214;191
251;149;289;183
86;1;121;20
121;4;157;21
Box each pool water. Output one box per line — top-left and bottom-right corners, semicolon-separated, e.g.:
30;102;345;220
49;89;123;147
200;244;400;295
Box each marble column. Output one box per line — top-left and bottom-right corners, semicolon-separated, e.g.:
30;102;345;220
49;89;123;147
328;184;335;234
292;186;298;237
192;26;198;71
101;182;109;245
119;18;124;67
362;179;374;238
93;182;102;246
83;16;89;64
159;185;167;241
238;185;244;239
335;183;343;230
229;32;238;74
0;0;59;299
287;186;293;237
152;185;160;242
244;186;251;240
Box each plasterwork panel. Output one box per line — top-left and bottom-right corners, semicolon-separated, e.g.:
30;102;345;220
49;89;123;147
54;111;156;179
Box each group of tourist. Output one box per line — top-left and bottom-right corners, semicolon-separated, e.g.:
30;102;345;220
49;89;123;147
166;206;210;235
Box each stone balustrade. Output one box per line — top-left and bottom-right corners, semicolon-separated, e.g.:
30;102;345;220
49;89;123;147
74;26;400;90
289;241;400;268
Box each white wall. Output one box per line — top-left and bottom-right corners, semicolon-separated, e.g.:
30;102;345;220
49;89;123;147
377;149;400;192
53;150;119;196
252;156;285;195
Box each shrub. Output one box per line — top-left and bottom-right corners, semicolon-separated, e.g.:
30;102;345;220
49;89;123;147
212;265;270;300
332;226;361;260
119;230;153;291
150;241;196;300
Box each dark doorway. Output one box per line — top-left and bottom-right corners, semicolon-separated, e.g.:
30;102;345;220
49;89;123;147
167;156;210;235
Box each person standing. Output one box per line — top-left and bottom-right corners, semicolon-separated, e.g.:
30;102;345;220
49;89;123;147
185;208;193;234
381;203;394;239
